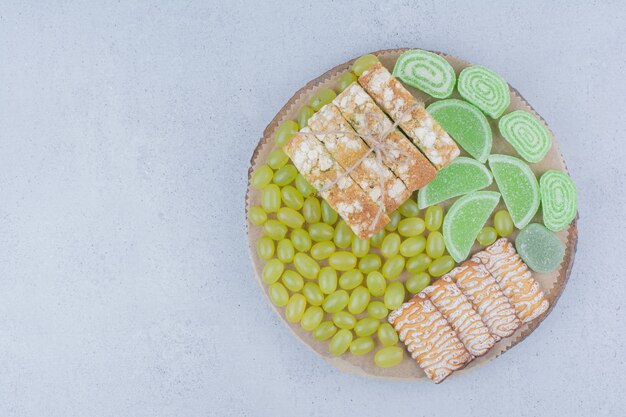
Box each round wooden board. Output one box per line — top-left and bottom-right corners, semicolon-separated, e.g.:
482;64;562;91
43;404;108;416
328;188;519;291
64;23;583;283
246;49;578;380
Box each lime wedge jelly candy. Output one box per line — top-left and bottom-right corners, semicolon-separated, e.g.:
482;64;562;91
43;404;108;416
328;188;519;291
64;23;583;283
443;191;501;262
393;49;456;99
417;157;492;209
488;154;540;229
427;99;492;162
499;111;552;163
457;65;510;119
515;223;565;273
540;170;577;232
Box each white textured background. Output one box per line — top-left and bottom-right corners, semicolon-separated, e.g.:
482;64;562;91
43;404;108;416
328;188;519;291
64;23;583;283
0;1;624;416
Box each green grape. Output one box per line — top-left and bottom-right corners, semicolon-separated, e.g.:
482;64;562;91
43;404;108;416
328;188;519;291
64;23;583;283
406;272;431;294
248;206;267;226
313;321;337;341
333;311;356;329
329;329;353;356
268;282;289;307
367;301;388;320
285;294;307;323
276;239;295;263
301;306;324;331
262;259;284;284
333;220;354;249
267;149;289;170
477;226;498;246
309;222;334;242
494;210;514;237
424;205;443;231
303;197;322;224
377;323;399;346
281;269;304;292
370;228;386;248
338;269;363;290
261;184;281;213
385;211;401;231
293;253;320;279
406;253;432;274
302;282;324;306
351;235;370;258
354;317;380;337
374;346;403;368
281;185;304;210
295;174;316;197
297;106;315;129
291;228;312;252
426;231;446;259
321;200;338;225
348;286;370;315
428;255;455;277
352;54;379;76
337;72;357;92
381;233;401;258
329;252;357;271
273;165;297;186
275;120;299;147
256;236;275;260
263;219;287;240
399;236;426;257
310;241;336;260
384;281;405;310
322;290;349;313
366;271;386;297
398;218;426;237
251;164;273;189
277;207;305;229
309;88;337;111
350;337;375;355
318;267;337;294
398;199;420;218
359;254;382;273
382;255;405;280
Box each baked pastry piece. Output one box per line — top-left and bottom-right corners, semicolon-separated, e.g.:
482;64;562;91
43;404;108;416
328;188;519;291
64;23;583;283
450;260;521;340
473;238;550;323
388;293;472;383
307;103;410;213
422;276;496;357
358;63;460;169
284;127;389;238
333;83;436;193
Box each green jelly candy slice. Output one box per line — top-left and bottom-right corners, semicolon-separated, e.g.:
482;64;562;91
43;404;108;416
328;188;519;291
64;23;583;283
540;170;577;232
393;49;456;98
515;223;565;273
443;191;501;262
499;111;552;163
488;154;540;229
427;99;492;163
418;157;492;209
457;65;510;119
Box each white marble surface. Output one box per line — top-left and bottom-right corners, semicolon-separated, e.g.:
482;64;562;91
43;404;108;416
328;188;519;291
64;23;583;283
0;1;624;416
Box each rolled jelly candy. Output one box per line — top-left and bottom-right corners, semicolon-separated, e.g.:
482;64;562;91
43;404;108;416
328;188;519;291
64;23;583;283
499;111;552;163
540;170;577;232
458;66;510;119
393;49;456;99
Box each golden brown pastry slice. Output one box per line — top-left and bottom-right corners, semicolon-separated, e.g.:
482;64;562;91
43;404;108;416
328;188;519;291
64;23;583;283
450;261;521;341
473;238;550;323
388;293;472;383
423;276;496;357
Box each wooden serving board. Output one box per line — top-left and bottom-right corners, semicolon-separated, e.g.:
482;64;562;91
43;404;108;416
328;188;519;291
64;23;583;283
245;49;578;380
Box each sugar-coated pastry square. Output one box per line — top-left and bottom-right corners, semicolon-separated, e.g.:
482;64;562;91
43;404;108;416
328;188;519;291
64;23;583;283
359;63;460;169
284;128;390;239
